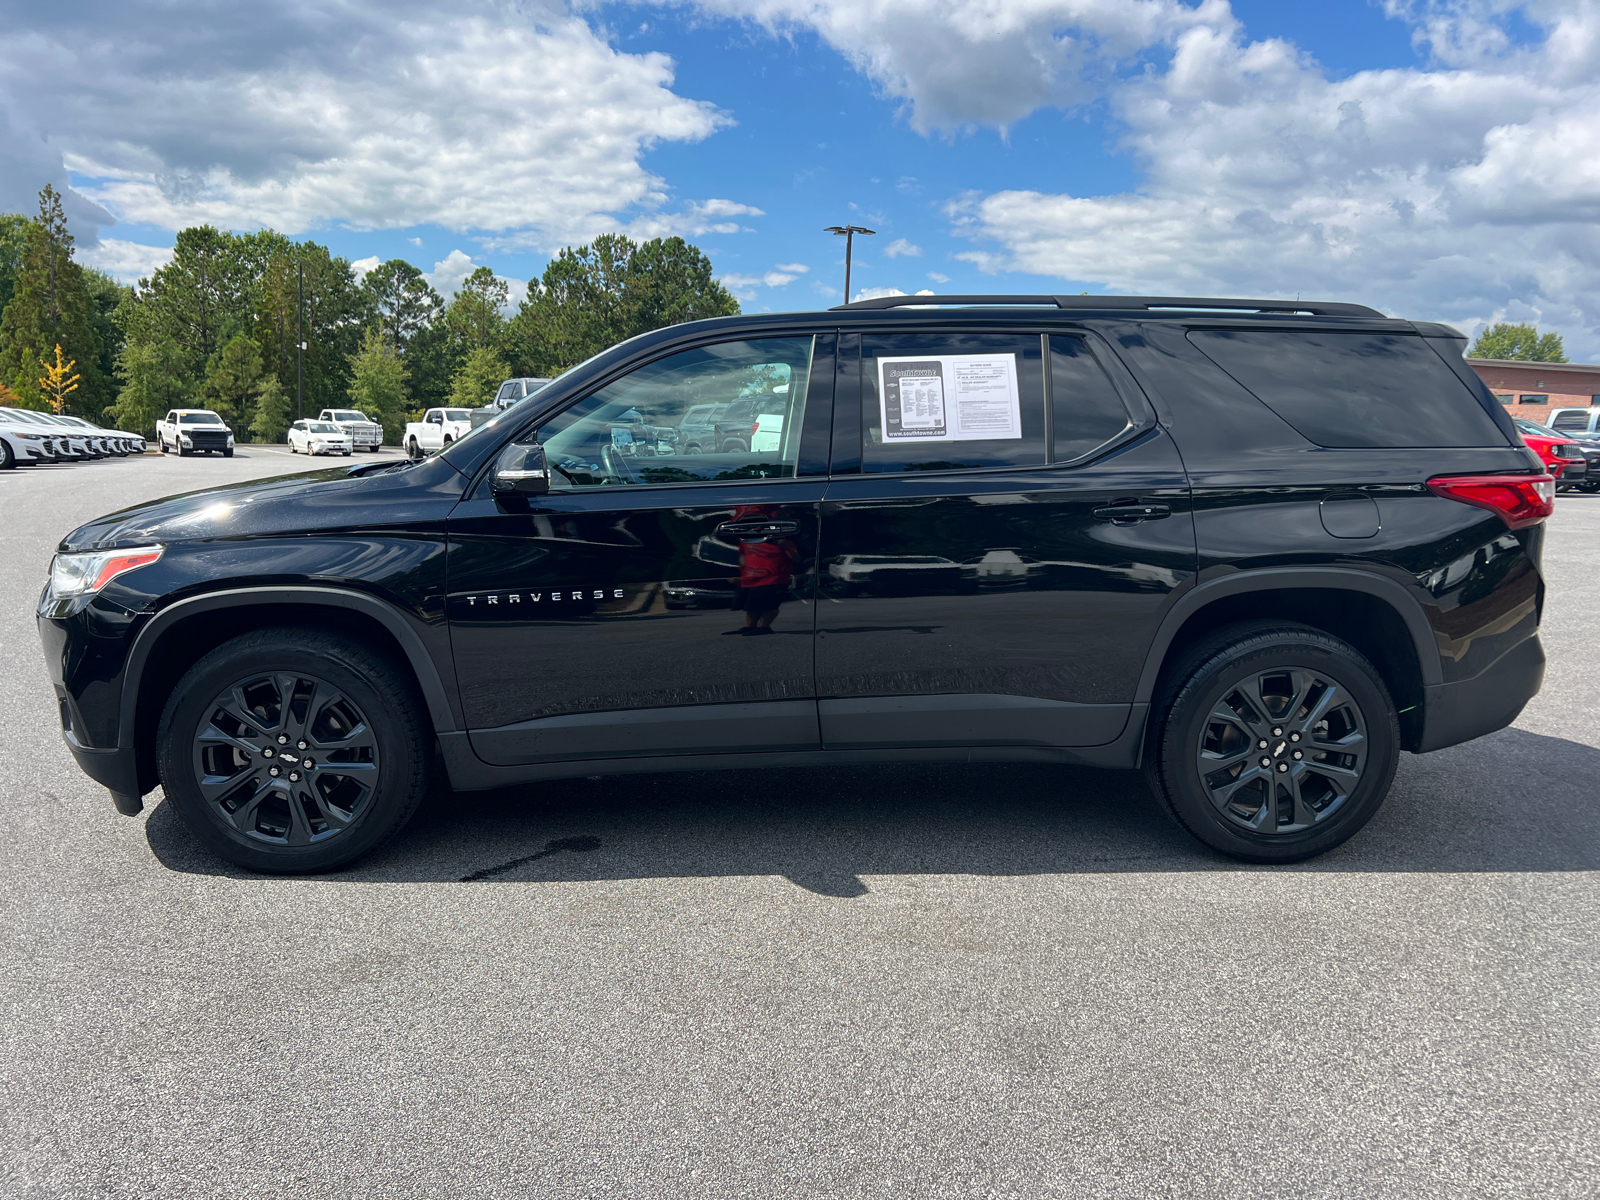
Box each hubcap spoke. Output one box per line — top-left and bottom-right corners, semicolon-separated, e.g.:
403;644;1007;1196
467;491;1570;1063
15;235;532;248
1196;663;1368;838
193;669;380;848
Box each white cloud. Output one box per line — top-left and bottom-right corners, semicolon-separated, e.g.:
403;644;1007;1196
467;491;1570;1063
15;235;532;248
721;262;811;299
652;0;1226;132
883;237;922;258
78;238;175;283
934;2;1600;357
424;249;525;310
2;2;747;252
350;256;381;282
928;271;950;283
408;237;423;248
851;286;937;302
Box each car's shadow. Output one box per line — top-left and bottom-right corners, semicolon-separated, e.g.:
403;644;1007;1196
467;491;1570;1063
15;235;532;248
146;726;1600;892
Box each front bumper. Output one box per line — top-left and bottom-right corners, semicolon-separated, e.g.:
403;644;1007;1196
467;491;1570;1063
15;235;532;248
1416;633;1545;753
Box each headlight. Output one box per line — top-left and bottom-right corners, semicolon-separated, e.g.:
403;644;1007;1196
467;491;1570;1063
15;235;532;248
50;546;164;596
17;432;43;441
180;434;193;447
226;434;235;445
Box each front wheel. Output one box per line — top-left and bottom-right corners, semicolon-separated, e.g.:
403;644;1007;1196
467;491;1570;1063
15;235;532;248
157;627;432;873
407;438;421;461
1145;622;1399;863
223;447;234;458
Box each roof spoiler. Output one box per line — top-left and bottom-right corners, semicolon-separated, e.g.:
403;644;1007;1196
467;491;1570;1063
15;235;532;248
830;294;1385;318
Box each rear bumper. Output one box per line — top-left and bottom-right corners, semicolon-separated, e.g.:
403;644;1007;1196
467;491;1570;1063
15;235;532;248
1416;632;1544;753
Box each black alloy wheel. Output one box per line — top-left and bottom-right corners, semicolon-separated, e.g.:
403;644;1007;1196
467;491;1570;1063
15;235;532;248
158;628;431;872
1146;622;1399;863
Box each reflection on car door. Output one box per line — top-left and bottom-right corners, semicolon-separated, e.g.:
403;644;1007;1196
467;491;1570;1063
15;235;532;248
447;333;835;766
816;330;1197;750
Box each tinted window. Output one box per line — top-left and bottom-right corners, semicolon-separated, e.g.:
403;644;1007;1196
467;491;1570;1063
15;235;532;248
539;336;815;487
1550;410;1589;431
1518;395;1547;405
179;412;224;425
861;333;1044;472
1188;330;1506;448
1050;336;1132;462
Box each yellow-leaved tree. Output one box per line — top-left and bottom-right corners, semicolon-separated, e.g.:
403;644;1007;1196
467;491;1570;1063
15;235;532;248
39;344;79;414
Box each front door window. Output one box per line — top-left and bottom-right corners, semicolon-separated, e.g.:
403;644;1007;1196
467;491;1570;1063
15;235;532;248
538;337;815;487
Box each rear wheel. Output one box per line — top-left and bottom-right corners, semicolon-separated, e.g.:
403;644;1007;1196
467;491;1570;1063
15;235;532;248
1145;622;1399;863
0;439;13;469
157;627;431;873
407;437;421;461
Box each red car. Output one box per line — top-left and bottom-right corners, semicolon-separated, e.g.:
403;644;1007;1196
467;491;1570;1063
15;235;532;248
1513;417;1587;483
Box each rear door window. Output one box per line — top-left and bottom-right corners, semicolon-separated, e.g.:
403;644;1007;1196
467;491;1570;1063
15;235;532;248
1188;330;1507;448
860;333;1045;472
1050;335;1133;463
1550;410;1589;432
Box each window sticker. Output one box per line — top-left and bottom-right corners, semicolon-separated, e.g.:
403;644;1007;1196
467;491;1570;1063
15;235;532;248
878;353;1021;441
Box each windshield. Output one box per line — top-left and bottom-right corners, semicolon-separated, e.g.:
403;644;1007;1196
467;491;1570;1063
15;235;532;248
179;412;225;425
328;410;367;422
1514;418;1560;438
308;422;341;433
2;408;54;425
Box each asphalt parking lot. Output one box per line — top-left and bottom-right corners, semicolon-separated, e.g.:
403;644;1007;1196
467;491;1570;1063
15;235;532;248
2;450;1596;1199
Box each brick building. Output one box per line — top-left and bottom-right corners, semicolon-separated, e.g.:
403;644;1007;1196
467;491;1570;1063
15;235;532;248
1468;358;1600;427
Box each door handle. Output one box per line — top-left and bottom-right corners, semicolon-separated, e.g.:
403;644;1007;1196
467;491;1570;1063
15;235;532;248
718;519;800;536
1092;502;1171;523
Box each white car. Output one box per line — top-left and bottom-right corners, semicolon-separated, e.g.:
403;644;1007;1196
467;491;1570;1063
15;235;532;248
318;408;384;451
0;407;92;459
288;419;353;456
157;409;235;457
0;417;61;467
403;407;475;459
55;415;142;456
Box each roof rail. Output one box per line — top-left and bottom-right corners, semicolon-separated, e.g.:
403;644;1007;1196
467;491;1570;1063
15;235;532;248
830;294;1385;318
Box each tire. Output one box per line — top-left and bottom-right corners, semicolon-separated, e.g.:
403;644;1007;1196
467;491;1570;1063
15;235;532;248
407;437;421;461
178;444;190;457
157;626;432;873
1144;622;1399;863
0;440;13;470
442;435;452;446
223;447;234;458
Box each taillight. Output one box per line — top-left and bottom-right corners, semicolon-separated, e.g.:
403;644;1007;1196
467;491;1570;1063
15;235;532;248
750;422;760;435
1427;475;1555;530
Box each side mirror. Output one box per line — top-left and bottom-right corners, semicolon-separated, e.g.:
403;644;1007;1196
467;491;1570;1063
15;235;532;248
491;442;550;497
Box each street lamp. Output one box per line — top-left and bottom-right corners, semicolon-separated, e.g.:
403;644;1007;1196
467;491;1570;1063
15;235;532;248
824;225;875;304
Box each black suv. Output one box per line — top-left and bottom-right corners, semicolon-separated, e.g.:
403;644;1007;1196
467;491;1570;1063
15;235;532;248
39;295;1552;872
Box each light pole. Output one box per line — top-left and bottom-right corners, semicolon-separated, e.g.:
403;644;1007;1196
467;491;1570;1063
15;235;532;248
296;260;305;421
824;225;875;304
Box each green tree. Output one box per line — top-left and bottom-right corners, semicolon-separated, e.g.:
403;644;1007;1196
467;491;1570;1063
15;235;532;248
444;266;508;352
199;333;265;431
1469;322;1566;362
348;327;410;441
105;325;190;435
250;376;293;443
448;345;509;408
0;213;30;314
0;186;105;413
82;268;131;422
506;234;737;376
403;318;461;411
361;260;441;352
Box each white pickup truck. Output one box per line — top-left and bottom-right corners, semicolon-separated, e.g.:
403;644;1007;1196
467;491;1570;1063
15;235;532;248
318;407;384;451
157;408;235;457
403;407;475;459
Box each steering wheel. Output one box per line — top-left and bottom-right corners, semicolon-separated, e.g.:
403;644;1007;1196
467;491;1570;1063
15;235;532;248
600;443;639;484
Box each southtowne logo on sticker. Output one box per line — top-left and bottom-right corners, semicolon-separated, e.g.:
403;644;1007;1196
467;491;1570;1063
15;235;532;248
882;360;947;439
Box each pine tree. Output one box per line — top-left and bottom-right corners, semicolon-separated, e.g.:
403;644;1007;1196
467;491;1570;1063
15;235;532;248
0;186;104;412
250;376;292;443
448;345;510;408
199;333;265;431
444;266;508;353
348;327;410;442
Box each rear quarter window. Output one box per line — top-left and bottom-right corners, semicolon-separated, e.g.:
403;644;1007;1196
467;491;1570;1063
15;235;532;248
1188;330;1507;448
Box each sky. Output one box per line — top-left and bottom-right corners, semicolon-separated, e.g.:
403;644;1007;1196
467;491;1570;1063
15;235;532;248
2;0;1597;359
